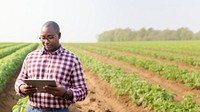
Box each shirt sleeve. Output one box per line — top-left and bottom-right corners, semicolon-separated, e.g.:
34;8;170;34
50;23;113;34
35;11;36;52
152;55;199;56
14;55;28;97
70;57;88;102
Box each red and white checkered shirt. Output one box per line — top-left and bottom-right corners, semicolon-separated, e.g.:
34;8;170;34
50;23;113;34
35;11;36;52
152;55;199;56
15;45;87;109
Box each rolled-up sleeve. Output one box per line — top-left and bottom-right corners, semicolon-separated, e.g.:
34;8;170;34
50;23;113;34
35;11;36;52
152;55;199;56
70;57;88;102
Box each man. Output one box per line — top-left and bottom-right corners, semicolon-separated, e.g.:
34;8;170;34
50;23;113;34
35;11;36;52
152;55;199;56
15;21;88;112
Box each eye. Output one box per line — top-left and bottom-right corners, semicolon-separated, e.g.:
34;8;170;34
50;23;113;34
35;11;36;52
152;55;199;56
39;36;45;40
47;35;55;39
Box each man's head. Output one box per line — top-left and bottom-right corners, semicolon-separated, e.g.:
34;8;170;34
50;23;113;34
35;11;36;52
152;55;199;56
40;21;61;52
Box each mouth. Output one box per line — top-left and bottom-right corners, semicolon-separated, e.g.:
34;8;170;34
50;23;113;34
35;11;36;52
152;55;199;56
45;45;52;49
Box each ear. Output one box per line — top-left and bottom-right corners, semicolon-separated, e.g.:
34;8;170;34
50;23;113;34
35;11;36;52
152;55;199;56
58;32;61;39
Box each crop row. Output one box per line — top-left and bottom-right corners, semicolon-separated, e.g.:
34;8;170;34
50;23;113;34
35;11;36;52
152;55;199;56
0;43;18;50
65;45;200;112
102;41;200;55
12;43;200;112
0;43;30;59
75;43;200;67
0;43;38;92
67;43;200;89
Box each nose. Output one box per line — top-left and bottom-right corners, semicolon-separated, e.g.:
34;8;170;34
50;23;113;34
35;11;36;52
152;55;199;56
43;39;50;45
43;37;51;42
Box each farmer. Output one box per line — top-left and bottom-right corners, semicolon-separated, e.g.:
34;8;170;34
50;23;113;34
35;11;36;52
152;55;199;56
15;21;88;112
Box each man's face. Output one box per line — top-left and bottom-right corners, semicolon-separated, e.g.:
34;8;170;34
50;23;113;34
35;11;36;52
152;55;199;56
40;26;60;52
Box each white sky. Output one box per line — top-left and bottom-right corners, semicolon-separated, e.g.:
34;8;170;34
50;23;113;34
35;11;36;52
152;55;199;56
0;0;200;42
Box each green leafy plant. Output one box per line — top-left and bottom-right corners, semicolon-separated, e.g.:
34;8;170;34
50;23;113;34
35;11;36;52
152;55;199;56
12;97;28;112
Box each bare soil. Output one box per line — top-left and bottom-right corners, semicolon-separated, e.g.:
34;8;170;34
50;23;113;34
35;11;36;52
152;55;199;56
0;70;20;112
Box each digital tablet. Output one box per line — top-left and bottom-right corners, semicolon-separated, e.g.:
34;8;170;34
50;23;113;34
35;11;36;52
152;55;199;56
24;79;57;92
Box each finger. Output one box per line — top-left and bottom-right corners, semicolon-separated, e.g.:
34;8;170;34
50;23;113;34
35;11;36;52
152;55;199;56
44;86;60;95
26;87;37;91
45;89;56;95
27;91;35;95
24;87;38;93
25;85;36;89
44;85;57;90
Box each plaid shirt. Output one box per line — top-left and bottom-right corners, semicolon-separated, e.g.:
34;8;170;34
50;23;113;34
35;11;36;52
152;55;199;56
15;45;87;109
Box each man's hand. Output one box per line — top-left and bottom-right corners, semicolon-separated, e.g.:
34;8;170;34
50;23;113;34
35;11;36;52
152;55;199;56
43;84;65;97
20;84;38;96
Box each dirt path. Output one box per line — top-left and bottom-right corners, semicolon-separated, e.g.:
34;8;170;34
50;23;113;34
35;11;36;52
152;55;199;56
70;46;200;105
0;72;20;112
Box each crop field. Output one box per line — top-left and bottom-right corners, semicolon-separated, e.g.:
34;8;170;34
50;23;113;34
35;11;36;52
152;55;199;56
1;41;200;112
0;42;38;112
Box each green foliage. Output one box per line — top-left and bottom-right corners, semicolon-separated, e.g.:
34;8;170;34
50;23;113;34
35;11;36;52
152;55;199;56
0;43;38;92
13;42;200;112
69;42;200;89
172;95;200;112
0;43;30;59
98;27;199;42
12;97;28;112
65;44;200;112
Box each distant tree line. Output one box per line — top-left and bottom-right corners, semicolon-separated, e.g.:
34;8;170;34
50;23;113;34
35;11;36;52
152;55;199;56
97;27;200;42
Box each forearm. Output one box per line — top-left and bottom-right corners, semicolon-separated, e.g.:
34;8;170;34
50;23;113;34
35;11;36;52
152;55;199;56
70;58;88;102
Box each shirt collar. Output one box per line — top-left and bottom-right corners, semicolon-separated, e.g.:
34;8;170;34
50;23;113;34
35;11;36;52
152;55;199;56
41;45;63;55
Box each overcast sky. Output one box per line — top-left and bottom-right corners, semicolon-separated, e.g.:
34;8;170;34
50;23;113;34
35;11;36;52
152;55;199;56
0;0;200;42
